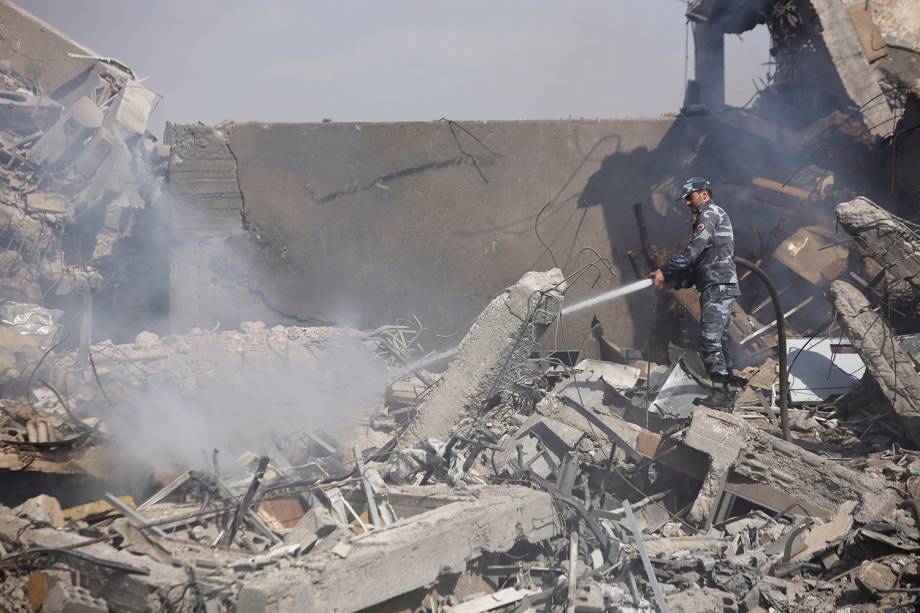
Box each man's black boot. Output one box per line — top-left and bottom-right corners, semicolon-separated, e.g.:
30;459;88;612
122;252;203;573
695;373;735;409
694;385;735;409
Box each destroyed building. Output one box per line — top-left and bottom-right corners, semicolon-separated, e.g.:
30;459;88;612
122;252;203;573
2;0;920;611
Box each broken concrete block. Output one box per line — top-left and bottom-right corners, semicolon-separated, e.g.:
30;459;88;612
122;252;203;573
836;197;920;299
73;126;115;179
103;80;157;139
573;358;640;390
809;0;896;137
67;95;104;129
790;501;856;563
409;269;566;441
25;192;68;216
42;582;107;613
683;407;898;526
521;414;584;461
663;584;737;613
829;280;920;447
81;138;134;204
28;96;103;167
534;393;710;478
855;560;898;593
13;494;64;527
27;117;69;166
236;485;557;612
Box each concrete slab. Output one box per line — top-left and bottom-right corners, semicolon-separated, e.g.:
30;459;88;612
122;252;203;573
811;0;897;136
235;485;558;612
683;407;898;525
0;1;127;95
836;196;920;299
829;280;920;447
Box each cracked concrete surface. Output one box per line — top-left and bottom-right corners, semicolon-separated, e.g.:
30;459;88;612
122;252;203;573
167;118;680;342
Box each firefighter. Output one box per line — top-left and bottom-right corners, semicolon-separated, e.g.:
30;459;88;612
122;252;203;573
649;177;745;407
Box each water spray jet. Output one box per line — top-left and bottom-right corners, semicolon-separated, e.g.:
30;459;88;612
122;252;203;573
560;278;654;317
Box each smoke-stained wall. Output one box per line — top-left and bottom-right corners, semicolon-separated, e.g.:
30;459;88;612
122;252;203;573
165;112;853;350
167;118;689;348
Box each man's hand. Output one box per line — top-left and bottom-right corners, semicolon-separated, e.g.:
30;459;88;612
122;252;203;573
649;269;666;288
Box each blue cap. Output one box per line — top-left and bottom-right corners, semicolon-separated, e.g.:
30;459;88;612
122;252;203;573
677;177;711;200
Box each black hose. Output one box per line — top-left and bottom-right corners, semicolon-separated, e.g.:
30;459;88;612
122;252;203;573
734;257;790;441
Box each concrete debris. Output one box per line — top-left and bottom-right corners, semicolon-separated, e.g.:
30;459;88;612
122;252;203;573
836;196;920;310
2;0;920;612
12;495;64;528
42;582;108;613
829;279;920;447
409;268;566;441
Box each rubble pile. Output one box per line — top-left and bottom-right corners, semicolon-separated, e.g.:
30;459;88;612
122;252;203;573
2;0;920;611
2;263;920;612
0;38;166;395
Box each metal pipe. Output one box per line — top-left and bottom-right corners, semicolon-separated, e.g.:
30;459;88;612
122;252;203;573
734;257;790;441
104;493;168;538
353;443;382;527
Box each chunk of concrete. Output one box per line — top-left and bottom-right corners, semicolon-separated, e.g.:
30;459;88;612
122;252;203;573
409;269;566;441
683;407;898;526
13;494;64;528
102;80;158;139
810;0;896;137
829;280;920;447
790;501;856;563
233;485;558;612
73;126;115;179
40;582;108;613
663;584;737;613
28;96;103;167
836;197;920;299
25;192;68;216
855;560;898;593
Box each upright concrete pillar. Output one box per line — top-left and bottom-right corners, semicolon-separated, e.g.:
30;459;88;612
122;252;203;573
693;21;725;109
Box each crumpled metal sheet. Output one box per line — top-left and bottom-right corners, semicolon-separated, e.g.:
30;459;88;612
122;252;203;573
648;359;709;420
0;301;62;339
787;337;865;403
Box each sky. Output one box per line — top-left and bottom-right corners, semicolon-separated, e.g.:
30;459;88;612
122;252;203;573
19;0;771;139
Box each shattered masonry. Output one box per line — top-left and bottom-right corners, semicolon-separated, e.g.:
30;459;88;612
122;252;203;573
2;0;920;612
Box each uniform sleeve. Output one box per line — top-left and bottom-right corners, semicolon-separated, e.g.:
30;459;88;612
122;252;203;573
660;210;716;279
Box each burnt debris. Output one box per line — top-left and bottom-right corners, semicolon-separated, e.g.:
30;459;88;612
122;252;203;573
2;0;920;612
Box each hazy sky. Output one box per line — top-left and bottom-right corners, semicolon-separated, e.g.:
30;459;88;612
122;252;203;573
19;0;770;138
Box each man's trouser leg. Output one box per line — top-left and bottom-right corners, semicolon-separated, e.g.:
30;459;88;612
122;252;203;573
699;288;735;378
721;307;733;374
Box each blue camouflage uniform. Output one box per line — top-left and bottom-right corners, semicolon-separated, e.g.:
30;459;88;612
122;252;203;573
660;201;740;377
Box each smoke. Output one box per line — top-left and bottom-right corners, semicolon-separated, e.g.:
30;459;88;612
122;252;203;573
98;331;388;471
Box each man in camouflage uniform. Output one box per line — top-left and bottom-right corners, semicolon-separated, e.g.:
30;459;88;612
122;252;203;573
650;177;744;407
